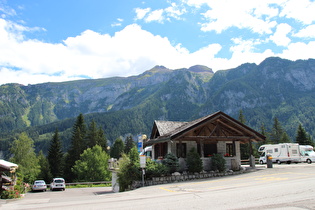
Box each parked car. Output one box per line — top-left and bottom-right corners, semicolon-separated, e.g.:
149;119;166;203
50;178;66;191
32;180;47;192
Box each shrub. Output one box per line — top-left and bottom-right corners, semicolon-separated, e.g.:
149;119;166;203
186;148;203;173
145;159;168;179
162;153;179;174
211;153;226;172
1;189;21;199
0;177;27;199
117;154;141;192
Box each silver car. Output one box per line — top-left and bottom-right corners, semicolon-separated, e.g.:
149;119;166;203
32;180;47;192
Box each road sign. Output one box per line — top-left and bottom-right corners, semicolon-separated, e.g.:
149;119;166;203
140;155;146;168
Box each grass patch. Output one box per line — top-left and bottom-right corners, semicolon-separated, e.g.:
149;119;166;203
66;183;111;188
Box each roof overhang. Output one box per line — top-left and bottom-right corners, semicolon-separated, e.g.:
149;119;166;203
0;160;18;172
147;111;265;146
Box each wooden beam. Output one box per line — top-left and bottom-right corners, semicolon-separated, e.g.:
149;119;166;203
181;136;251;141
217;119;245;135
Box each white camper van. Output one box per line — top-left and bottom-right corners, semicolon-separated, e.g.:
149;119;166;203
258;143;301;164
299;145;315;164
140;146;152;158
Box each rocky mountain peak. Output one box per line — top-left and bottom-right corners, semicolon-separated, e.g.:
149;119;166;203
188;65;213;73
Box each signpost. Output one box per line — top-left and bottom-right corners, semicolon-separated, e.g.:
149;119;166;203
137;135;143;153
140;155;146;187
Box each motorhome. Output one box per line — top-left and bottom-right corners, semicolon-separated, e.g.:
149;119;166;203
299;145;315;164
139;146;152;158
258;143;301;164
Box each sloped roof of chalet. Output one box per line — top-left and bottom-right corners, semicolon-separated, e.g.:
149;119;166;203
146;111;265;145
0;159;18;172
154;120;188;137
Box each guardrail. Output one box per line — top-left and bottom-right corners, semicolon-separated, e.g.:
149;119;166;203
65;181;111;186
46;181;111;187
241;158;259;165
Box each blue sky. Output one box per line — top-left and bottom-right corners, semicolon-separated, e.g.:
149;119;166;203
0;0;315;85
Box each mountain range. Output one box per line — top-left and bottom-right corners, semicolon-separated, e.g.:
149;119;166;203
0;57;314;156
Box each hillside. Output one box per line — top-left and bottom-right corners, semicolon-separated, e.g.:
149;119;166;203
0;57;315;156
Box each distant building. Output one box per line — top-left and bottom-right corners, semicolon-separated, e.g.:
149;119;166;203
146;111;265;171
0;159;18;193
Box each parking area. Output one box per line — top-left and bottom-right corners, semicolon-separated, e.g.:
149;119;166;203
1;163;315;210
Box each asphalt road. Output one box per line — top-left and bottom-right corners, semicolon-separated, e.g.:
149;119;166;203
1;163;315;210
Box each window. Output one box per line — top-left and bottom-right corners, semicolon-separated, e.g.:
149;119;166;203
198;143;217;157
225;143;235;157
154;142;168;159
266;149;273;154
176;143;187;158
274;148;278;152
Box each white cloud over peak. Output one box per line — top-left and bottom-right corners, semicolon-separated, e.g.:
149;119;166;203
294;25;315;38
0;21;226;85
270;23;292;46
1;0;315;85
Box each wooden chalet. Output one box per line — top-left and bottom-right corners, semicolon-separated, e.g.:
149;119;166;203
0;160;18;193
145;111;265;170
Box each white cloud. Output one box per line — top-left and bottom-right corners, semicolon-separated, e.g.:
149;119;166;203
135;3;186;23
269;23;292;46
0;20;220;85
145;9;164;23
294;25;315;38
188;0;278;34
135;8;151;20
227;38;274;68
1;0;315;86
279;0;315;25
111;18;123;27
280;41;315;60
165;3;187;20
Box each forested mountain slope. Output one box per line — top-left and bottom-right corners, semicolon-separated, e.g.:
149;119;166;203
0;57;314;155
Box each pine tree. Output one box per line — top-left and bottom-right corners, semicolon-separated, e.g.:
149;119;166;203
64;114;87;182
37;151;53;183
295;124;308;145
86;120;108;151
238;110;246;124
239;110;250;159
47;129;64;177
124;135;135;154
306;134;314;147
9;132;40;183
86;120;98;148
110;138;125;159
128;146;139;163
97;127;108;152
280;131;291;143
270;117;283;144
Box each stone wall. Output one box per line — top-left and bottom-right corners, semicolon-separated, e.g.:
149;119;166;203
132;168;252;189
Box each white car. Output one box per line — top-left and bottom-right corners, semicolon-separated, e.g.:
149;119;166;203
50;178;66;191
32;180;47;192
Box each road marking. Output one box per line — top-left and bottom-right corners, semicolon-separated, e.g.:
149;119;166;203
159;187;177;193
157;171;311;193
255;177;289;181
